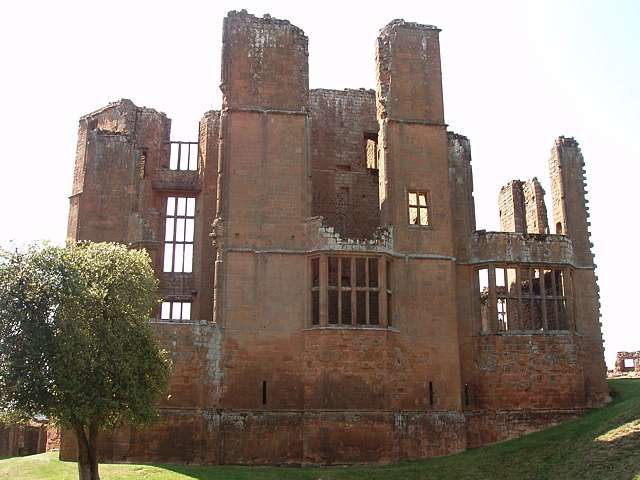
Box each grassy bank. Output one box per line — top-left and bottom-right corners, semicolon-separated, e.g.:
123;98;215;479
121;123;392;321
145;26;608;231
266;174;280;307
2;379;638;480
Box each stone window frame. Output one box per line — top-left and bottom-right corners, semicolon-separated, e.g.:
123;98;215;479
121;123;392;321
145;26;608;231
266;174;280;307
163;196;196;273
160;300;192;322
168;141;199;171
476;263;573;334
309;254;392;328
407;190;431;227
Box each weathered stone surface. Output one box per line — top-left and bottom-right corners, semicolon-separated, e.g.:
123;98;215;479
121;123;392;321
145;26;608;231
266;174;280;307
61;10;608;466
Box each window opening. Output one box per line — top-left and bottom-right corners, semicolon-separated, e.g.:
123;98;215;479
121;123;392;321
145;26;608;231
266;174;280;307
262;380;267;406
408;191;430;226
479;265;570;333
428;381;434;406
310;256;386;327
311;258;320;325
163;197;195;273
160;301;192;321
364;132;378;170
169;141;198;171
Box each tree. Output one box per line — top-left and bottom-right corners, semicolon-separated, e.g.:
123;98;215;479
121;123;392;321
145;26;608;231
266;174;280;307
0;242;170;480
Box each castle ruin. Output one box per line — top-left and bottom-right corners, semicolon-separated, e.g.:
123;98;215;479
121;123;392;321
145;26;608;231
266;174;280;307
61;10;608;464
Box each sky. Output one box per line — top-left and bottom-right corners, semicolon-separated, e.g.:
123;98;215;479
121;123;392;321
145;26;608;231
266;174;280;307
0;0;638;368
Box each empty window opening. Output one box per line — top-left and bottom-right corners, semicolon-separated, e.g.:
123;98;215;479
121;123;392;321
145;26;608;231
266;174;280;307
497;298;508;331
408;191;430;226
464;383;470;406
169;141;198;171
140;149;148;178
365;132;378;170
428;381;434;406
160;301;192;321
480;265;571;333
163;197;195;273
262;380;267;406
624;359;635;369
556;222;563;234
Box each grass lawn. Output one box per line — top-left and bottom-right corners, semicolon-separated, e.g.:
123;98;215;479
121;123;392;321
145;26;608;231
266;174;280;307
2;379;639;480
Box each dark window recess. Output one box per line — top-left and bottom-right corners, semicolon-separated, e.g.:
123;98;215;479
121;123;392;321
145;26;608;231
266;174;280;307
356;258;366;287
262;381;267;406
328;257;338;287
429;382;434;406
341;291;351;324
311;290;320;325
356;291;367;325
369;291;379;325
368;258;378;287
309;256;391;328
312;257;319;288
328;290;339;324
464;383;470;406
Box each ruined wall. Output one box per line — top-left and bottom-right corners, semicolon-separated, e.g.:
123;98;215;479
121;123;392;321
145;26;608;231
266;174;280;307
309;89;380;239
499;181;526;233
67;99;170;261
449;132;476;260
549;137;592;261
61;10;609;467
498;178;548;235
523;178;549;234
192;111;220;321
614;351;640;372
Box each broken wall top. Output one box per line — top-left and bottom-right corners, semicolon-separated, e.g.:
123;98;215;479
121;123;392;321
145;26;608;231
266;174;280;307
221;10;309;111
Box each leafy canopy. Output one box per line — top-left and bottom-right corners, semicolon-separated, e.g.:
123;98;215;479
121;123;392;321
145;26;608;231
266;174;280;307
0;242;170;429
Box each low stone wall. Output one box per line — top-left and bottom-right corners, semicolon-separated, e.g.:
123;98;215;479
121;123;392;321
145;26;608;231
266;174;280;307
60;409;466;465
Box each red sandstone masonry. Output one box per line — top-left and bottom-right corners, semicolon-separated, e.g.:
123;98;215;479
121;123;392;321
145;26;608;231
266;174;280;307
62;10;609;465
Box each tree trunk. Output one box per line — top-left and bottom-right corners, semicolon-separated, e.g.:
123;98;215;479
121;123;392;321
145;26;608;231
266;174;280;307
74;423;100;480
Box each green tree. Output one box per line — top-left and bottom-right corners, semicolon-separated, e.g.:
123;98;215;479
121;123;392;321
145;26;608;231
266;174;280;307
0;242;170;480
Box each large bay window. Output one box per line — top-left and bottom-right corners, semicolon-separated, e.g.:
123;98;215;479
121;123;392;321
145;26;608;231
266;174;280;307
478;264;572;333
310;255;392;328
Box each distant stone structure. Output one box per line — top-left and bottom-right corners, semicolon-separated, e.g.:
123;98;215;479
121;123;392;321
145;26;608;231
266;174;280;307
60;10;608;465
614;352;640;373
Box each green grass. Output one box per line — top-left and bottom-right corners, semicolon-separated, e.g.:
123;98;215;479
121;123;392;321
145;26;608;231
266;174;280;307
2;379;639;480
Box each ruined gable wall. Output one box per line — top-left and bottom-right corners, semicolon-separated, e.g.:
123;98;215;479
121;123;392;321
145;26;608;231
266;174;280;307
310;89;380;239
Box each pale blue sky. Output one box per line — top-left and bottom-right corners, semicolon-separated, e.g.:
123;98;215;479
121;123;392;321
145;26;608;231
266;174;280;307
1;0;637;368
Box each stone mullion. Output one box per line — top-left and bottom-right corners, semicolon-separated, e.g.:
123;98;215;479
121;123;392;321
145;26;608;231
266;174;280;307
319;254;328;327
540;268;548;330
365;257;370;325
337;257;342;324
379;257;388;327
350;257;356;326
515;267;523;331
564;268;575;331
488;266;498;333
